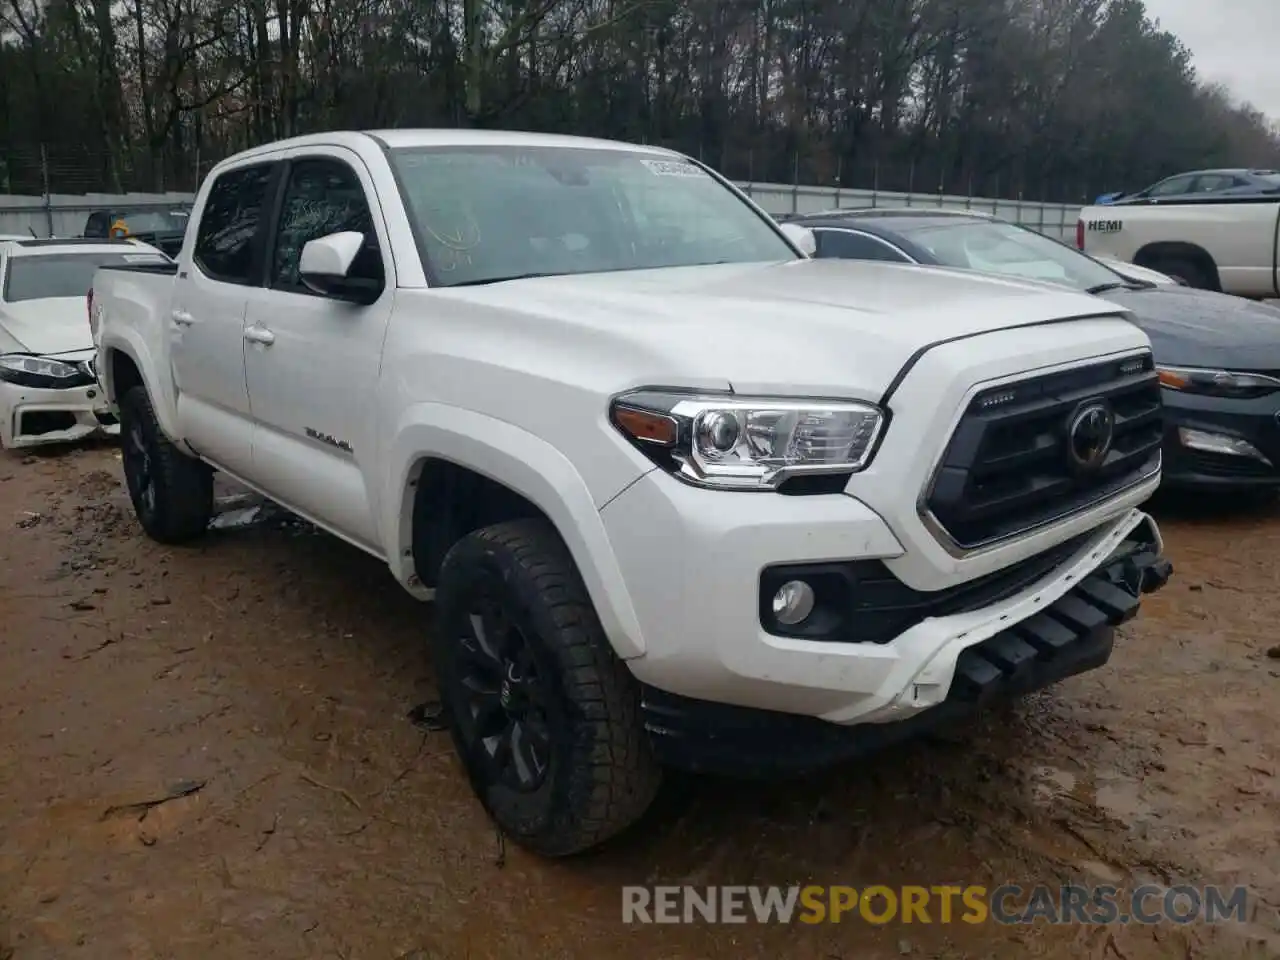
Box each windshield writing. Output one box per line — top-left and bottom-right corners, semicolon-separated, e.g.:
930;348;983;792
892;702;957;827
389;146;795;286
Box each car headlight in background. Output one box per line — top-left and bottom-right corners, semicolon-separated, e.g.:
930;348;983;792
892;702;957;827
610;390;885;490
1156;365;1280;399
0;353;94;390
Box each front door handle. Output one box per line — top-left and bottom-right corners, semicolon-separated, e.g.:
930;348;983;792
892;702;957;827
171;309;194;326
244;326;276;346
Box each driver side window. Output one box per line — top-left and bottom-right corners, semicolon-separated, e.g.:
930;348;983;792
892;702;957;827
271;157;384;294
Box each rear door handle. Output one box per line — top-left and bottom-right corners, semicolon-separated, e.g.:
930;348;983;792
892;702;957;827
171;309;194;326
244;325;276;346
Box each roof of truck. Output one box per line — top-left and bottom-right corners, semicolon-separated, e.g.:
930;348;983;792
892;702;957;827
368;129;679;154
219;129;683;168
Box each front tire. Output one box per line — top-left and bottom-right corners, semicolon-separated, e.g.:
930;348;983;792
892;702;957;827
117;385;213;544
432;519;662;857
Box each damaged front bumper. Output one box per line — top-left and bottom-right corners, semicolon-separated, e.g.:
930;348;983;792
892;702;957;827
640;516;1172;778
0;378;119;449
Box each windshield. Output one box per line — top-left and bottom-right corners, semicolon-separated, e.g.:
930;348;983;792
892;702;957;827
2;251;170;303
388;145;796;286
898;220;1124;290
110;210;189;234
1258;173;1280;187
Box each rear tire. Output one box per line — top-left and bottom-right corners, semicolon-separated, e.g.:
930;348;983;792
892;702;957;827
432;518;662;857
117;385;213;544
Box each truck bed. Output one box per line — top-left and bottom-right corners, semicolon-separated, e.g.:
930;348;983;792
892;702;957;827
1077;193;1280;298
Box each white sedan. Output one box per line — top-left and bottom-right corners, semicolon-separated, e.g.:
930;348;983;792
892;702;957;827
0;238;170;449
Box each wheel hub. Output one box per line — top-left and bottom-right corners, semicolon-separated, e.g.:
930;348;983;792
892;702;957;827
498;660;524;713
499;677;513;711
453;602;553;792
124;422;156;514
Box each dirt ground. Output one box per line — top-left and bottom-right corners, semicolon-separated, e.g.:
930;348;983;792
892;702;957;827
0;443;1277;960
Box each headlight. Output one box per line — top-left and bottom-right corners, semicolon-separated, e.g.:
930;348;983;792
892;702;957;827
1156;365;1280;399
0;353;90;389
609;390;886;490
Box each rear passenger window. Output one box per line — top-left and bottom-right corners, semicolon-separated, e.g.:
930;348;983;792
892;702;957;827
814;229;908;262
194;164;276;284
1194;175;1232;193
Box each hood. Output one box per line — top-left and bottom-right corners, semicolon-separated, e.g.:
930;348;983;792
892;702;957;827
1100;286;1280;369
434;259;1131;397
0;297;94;356
1091;257;1177;286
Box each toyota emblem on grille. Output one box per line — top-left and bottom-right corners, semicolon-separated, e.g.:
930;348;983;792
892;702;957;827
1066;399;1115;473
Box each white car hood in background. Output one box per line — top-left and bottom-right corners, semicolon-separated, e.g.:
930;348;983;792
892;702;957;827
1091;256;1178;286
436;258;1133;398
0;297;94;356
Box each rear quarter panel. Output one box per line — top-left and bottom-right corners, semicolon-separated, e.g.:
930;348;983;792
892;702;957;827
95;267;182;441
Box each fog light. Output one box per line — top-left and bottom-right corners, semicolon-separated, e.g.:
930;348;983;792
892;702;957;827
1177;427;1272;465
772;580;815;625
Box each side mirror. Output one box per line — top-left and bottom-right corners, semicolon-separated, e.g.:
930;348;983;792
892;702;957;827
299;231;381;305
778;222;817;257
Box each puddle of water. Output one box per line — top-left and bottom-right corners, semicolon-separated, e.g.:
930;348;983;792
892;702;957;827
1029;766;1153;827
1093;780;1151;824
207;494;316;537
209;506;267;531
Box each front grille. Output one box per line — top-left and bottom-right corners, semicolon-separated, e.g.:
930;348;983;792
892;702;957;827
924;354;1162;549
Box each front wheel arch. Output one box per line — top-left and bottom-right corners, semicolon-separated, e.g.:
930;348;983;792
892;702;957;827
383;406;650;659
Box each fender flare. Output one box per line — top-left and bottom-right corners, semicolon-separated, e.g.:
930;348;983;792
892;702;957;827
383;403;648;659
99;329;181;442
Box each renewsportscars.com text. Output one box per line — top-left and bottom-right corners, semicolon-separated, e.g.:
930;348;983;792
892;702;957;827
621;884;1251;926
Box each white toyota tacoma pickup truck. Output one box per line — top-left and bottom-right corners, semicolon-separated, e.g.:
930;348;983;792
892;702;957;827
1076;193;1280;297
92;130;1172;856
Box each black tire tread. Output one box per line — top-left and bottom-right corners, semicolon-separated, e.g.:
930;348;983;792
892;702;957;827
118;385;213;544
436;518;661;856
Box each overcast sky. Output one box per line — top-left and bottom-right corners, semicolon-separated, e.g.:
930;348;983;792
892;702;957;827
1144;0;1280;121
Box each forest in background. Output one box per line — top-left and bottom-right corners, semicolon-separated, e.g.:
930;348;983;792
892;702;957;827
1;0;1278;200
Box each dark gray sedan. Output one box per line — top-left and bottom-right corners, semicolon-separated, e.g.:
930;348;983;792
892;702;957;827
786;208;1280;491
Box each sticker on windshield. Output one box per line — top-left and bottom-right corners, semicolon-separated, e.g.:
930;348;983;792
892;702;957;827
641;158;706;178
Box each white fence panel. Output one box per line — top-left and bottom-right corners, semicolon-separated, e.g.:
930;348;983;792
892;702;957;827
736;182;1079;242
0;182;1083;242
0;191;196;239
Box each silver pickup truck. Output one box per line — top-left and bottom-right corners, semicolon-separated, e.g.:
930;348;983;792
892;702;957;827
1075;193;1280;298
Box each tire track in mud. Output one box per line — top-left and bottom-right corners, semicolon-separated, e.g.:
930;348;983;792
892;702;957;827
0;445;1276;959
